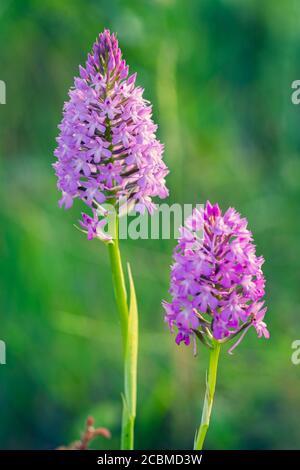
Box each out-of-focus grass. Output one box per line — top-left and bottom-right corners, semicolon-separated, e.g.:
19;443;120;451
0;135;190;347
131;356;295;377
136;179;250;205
0;0;300;449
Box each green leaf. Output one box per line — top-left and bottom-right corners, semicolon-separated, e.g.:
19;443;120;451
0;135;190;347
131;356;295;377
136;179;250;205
124;262;139;420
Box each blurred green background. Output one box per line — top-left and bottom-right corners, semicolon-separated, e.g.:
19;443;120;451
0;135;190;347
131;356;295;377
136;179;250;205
1;0;300;450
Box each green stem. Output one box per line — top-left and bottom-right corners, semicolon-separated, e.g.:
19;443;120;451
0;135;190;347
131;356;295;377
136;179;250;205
107;214;136;450
194;341;221;450
108;217;128;349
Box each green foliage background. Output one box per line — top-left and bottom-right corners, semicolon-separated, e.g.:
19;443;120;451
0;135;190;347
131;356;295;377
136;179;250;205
0;0;300;449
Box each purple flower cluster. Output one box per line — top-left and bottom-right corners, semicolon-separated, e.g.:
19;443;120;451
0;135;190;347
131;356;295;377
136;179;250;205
54;29;169;235
163;202;269;348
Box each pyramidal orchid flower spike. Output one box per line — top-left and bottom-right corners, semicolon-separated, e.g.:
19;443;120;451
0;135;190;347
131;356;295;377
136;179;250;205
54;29;169;450
53;29;169;235
163;201;269;450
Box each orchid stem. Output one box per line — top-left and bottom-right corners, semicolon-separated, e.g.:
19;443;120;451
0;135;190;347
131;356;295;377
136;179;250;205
107;214;137;450
108;217;128;350
194;340;221;450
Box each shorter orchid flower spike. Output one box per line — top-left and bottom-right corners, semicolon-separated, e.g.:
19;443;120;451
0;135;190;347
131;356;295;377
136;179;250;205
163;201;269;351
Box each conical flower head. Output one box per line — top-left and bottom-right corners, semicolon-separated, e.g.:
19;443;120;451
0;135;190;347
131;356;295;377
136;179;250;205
54;29;169;234
163;202;269;349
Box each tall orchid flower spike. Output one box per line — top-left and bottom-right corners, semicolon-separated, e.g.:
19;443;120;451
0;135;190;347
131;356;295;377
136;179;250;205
54;29;169;450
54;29;168;221
163;201;268;450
